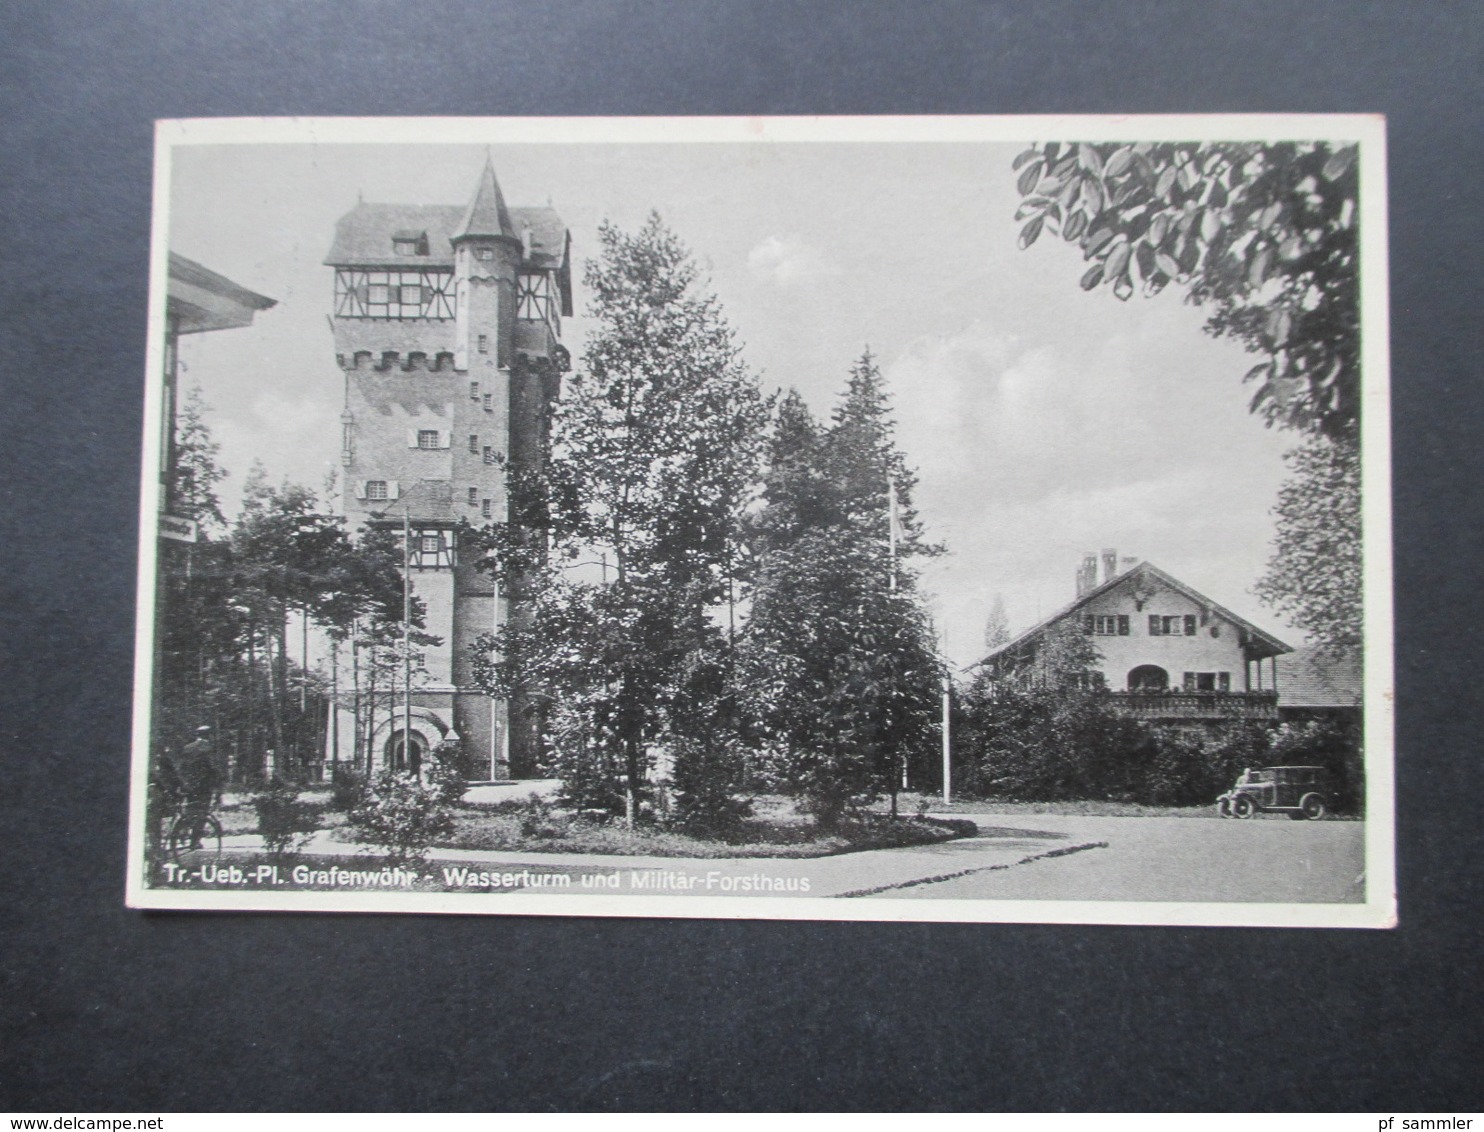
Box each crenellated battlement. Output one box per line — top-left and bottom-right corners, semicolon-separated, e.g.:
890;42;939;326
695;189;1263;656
337;350;458;373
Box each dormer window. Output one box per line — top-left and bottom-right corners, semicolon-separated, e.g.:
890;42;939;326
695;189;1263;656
392;230;429;256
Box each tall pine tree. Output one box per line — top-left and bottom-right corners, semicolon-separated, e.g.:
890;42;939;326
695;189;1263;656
739;353;942;825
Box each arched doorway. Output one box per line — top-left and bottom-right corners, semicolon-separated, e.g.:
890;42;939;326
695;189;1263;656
386;729;429;775
1128;664;1169;691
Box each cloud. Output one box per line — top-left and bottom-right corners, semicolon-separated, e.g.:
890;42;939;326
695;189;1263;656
882;319;1295;664
746;233;839;288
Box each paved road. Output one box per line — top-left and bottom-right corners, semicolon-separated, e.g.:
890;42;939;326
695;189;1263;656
215;813;1363;904
882;814;1366;903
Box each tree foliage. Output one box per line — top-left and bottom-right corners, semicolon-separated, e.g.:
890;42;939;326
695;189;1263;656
1252;435;1362;653
473;213;768;826
1012;140;1366;652
151;400;429;786
1013;140;1360;443
738;357;943;826
983;593;1011;652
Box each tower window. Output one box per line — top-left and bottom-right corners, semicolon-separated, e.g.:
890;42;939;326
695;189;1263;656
366;481;388;501
468;434;479;454
483;393;493;412
483;445;497;465
470;381;479;400
478;334;489;354
468;487;478;506
475;247;494;261
482;499;492;519
417;430;440;449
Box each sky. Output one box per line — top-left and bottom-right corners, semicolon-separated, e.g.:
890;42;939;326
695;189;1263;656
166;136;1298;669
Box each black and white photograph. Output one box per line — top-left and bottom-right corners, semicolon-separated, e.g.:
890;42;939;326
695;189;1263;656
127;115;1393;926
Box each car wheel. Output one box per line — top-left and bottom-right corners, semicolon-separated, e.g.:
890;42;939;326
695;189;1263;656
1231;795;1256;819
1299;793;1327;821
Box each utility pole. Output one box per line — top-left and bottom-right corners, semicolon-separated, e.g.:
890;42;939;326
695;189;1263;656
941;672;952;805
329;637;339;778
403;506;413;776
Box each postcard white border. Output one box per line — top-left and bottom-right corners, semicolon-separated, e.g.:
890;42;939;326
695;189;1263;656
127;114;1394;928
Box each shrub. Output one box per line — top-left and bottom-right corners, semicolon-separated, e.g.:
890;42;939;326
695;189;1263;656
668;734;754;837
1268;716;1365;811
252;777;320;859
517;793;565;839
424;740;468;807
347;771;455;864
1141;722;1271;806
327;765;367;812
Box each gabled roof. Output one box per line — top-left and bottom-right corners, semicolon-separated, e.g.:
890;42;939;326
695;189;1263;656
975;561;1294;669
1276;646;1362;707
324;192;569;277
452;158;515;242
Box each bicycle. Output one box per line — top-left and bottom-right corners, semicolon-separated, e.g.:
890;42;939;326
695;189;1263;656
165;799;224;862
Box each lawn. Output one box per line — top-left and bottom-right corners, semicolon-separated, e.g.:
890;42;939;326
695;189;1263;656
436;793;977;859
892;793;1220;818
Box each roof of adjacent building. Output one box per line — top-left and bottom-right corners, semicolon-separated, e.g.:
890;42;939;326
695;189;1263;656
1275;645;1363;707
167;253;276;334
975;560;1295;668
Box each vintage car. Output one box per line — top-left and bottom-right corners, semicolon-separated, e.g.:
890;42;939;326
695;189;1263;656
1216;765;1331;820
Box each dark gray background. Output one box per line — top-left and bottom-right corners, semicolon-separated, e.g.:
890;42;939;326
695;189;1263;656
1;0;1479;1111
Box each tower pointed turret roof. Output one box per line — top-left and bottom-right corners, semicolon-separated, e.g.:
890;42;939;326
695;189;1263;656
451;156;516;242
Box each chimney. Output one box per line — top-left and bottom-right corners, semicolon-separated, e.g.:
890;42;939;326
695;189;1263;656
1102;548;1118;584
1076;552;1099;597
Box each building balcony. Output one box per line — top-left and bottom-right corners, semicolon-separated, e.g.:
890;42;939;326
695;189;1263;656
1108;690;1280;722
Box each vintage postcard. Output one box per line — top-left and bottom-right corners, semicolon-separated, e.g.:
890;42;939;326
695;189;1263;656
127;115;1393;926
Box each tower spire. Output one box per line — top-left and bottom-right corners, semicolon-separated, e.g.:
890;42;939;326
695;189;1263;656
452;155;515;241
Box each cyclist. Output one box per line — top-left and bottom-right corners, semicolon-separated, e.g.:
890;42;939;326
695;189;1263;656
177;725;222;849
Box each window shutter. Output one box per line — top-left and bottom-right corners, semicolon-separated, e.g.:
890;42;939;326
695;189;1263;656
1118;615;1129;636
1183;672;1195;691
1083;615;1094;635
1218;672;1231;692
407;429;419;448
354;481;367;500
1184;614;1197;636
1149;614;1161;636
439;431;452;449
387;481;400;500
